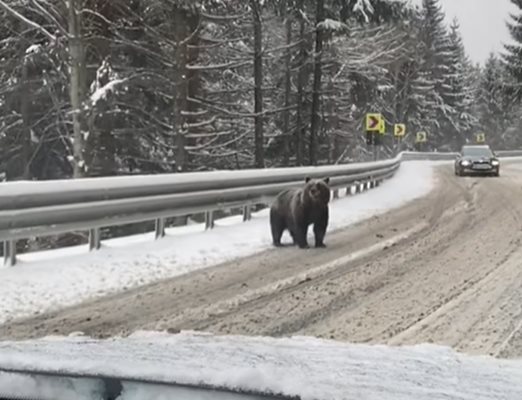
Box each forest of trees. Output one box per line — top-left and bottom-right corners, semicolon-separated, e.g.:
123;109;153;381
1;0;522;182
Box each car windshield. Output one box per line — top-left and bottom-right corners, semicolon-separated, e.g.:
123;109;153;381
2;0;522;399
461;147;493;157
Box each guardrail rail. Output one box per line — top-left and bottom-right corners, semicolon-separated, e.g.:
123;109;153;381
2;150;522;266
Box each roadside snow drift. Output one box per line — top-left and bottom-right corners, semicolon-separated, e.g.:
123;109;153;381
0;330;522;400
0;161;439;324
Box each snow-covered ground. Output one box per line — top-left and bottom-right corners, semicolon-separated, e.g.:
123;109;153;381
0;161;440;325
0;330;521;400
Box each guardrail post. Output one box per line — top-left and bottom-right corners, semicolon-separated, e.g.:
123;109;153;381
242;205;252;222
205;211;215;230
333;189;339;199
89;228;101;251
3;240;16;266
155;218;166;239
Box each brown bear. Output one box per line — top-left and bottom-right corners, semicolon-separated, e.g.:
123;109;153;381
270;176;331;249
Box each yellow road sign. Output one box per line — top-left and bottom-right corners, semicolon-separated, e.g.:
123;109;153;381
476;132;486;143
416;131;427;143
378;118;386;134
394;124;406;137
366;113;384;132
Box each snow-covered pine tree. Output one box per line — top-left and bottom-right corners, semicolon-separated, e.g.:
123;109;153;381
444;18;476;147
476;53;512;148
501;0;522;149
504;0;522;98
417;0;454;148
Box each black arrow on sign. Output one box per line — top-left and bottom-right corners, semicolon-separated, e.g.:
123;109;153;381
368;116;379;129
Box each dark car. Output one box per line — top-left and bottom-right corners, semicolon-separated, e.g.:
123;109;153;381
454;145;500;177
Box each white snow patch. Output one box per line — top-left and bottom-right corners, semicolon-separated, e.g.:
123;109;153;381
0;331;521;400
0;162;440;324
25;44;41;55
353;0;374;22
318;18;346;31
90;78;126;104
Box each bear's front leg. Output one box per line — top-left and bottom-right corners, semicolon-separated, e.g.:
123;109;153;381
295;223;309;249
313;209;328;248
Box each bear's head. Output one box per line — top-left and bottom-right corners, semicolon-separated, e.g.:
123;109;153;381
303;176;331;205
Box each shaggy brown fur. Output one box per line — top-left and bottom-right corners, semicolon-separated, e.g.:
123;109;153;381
270;177;331;249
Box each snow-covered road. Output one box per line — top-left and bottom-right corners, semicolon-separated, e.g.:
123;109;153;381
0;161;438;325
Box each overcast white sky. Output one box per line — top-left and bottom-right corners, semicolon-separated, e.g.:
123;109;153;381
409;0;517;65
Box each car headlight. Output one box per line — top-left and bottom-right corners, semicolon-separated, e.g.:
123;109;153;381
491;160;500;166
460;160;471;166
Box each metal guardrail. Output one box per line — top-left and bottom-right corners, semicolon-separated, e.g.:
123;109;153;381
0;155;404;266
494;150;522;157
400;151;460;160
1;150;521;266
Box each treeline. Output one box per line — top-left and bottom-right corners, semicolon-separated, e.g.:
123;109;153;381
0;0;521;182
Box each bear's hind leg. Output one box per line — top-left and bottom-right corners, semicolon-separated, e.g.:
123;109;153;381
270;209;285;247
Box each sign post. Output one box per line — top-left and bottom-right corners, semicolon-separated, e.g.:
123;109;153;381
394;123;406;154
365;113;385;161
415;131;427;152
476;132;486;144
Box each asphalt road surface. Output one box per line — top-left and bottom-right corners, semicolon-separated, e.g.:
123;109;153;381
1;162;522;359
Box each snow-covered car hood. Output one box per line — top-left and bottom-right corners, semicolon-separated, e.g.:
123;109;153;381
0;331;522;400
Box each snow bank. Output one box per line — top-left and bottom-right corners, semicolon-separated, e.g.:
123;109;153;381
0;330;521;400
0;161;439;324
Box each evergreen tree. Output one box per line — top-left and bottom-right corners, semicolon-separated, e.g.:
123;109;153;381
444;18;476;147
504;0;522;98
417;0;454;147
476;54;514;147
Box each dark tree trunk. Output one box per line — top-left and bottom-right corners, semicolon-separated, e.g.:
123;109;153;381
282;0;292;166
309;0;324;165
295;0;306;166
68;0;86;178
174;6;188;172
173;6;201;173
20;60;32;179
251;0;264;168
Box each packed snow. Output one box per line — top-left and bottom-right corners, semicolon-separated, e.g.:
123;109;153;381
0;161;440;325
0;330;522;400
90;78;127;104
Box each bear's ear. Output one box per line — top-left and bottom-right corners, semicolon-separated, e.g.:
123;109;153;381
305;176;312;183
323;177;330;185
